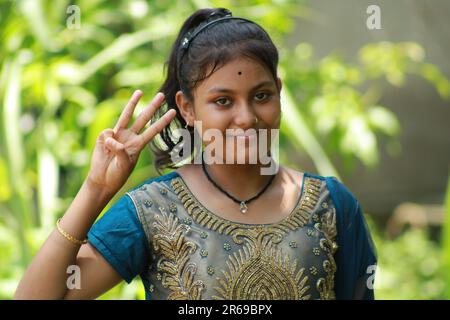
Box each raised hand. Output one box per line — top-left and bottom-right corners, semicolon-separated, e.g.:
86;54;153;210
86;90;176;196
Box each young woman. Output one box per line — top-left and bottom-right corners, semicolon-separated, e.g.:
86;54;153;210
14;7;377;300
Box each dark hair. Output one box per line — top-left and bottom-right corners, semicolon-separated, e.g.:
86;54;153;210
150;7;279;175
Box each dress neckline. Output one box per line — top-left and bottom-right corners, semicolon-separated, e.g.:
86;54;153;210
171;170;311;228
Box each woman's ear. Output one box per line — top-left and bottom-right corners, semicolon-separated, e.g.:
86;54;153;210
276;77;283;93
175;90;195;125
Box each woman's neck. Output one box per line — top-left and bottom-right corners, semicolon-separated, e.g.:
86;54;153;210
200;160;281;200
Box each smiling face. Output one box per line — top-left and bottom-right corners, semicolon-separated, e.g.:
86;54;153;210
176;56;282;164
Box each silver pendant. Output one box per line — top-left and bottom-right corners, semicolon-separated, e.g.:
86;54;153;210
240;201;248;214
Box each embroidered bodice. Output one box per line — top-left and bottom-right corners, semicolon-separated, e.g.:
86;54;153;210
125;172;338;300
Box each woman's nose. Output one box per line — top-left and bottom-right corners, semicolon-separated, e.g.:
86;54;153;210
233;101;257;128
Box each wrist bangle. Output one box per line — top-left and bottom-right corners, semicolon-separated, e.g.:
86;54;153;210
56;218;88;246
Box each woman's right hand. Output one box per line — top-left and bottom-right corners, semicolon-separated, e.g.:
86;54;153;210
86;90;176;196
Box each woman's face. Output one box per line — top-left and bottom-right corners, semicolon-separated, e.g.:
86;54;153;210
177;57;282;164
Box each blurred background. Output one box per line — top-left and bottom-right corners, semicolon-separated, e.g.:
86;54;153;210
0;0;449;300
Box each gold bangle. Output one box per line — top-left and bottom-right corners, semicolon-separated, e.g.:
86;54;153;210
56;218;88;246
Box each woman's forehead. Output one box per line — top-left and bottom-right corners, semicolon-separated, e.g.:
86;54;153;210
197;57;275;93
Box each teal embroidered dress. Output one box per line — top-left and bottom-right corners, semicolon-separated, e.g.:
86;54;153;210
87;171;377;300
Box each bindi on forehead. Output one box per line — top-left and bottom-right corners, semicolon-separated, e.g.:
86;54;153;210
238;71;242;75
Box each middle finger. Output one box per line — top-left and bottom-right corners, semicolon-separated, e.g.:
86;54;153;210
113;90;143;134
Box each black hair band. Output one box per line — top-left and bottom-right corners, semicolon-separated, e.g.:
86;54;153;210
176;12;271;84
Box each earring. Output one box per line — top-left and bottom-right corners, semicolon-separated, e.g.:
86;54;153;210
255;117;258;124
185;122;189;129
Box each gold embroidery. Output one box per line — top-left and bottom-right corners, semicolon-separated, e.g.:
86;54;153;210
171;176;325;300
207;265;215;275
131;175;338;300
171;176;321;238
169;203;177;212
171;177;322;258
200;249;208;258
315;208;338;299
212;237;310;300
309;266;318;276
152;205;206;300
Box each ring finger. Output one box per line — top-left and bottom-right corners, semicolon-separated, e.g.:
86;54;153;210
130;92;165;133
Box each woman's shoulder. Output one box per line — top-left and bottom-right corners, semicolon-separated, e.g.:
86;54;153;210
120;171;183;212
299;170;356;201
293;169;360;220
282;167;338;191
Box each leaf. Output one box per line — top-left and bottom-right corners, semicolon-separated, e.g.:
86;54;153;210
280;81;341;179
367;106;400;136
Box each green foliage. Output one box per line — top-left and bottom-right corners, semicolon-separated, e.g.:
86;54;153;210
0;0;449;299
367;217;446;299
442;172;450;298
281;41;450;173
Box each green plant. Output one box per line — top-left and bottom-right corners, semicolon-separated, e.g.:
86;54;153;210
442;170;450;299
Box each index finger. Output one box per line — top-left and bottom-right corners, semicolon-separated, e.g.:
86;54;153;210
113;90;143;134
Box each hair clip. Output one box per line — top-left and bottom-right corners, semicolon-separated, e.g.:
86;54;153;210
180;31;192;49
180;9;232;50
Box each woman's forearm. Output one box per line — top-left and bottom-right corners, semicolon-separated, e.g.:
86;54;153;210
13;178;114;299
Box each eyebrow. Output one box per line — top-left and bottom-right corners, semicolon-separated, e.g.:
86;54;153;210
207;80;274;94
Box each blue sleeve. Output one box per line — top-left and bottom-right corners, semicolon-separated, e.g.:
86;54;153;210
325;176;378;300
87;194;150;284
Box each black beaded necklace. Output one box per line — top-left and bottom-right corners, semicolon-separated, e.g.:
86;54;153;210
201;151;277;214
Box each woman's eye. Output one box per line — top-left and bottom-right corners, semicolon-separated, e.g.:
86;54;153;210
255;92;270;101
215;98;231;106
214;93;271;106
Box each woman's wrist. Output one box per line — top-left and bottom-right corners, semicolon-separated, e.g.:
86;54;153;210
56;177;115;244
84;173;116;201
